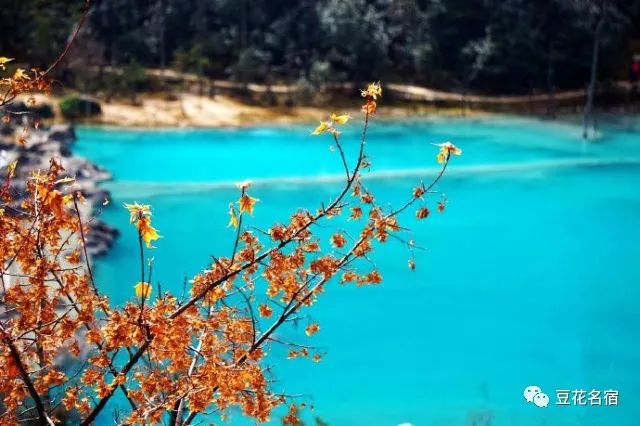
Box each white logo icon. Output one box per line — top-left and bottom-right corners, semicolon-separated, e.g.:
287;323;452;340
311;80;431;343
534;392;550;407
524;385;541;403
524;385;549;408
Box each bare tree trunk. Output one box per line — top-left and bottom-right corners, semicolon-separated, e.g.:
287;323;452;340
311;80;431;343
546;42;556;118
241;0;248;50
158;0;166;90
583;15;605;139
196;0;206;98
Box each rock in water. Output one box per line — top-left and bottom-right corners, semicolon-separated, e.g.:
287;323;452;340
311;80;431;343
0;122;118;258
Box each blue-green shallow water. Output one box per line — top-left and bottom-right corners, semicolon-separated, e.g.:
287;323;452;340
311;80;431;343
75;116;640;426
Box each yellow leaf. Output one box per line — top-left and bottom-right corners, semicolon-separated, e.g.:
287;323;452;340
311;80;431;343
360;82;382;100
435;141;462;164
312;121;330;135
227;203;239;228
238;194;259;215
330;113;350;125
134;282;152;299
137;216;160;248
0;57;13;71
13;68;30;80
7;160;17;178
124;202;151;223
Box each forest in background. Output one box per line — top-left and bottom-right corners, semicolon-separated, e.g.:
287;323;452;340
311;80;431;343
1;0;640;97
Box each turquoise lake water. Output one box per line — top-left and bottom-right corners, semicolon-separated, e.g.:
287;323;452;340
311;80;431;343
75;116;640;426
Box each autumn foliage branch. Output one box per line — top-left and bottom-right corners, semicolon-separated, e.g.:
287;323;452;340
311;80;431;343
0;15;463;423
0;77;461;425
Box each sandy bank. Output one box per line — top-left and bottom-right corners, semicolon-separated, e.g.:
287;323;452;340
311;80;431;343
16;91;486;129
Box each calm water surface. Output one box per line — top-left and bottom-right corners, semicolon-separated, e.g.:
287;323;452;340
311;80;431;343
75;116;640;426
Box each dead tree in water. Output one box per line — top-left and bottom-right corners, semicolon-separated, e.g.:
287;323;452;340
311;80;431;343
579;0;631;139
583;7;606;139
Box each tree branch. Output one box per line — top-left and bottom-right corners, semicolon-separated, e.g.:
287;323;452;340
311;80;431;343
1;325;56;426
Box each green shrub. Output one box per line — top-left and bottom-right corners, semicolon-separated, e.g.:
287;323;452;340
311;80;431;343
59;95;102;119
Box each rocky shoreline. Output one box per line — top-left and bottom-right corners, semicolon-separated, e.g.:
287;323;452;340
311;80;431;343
0;122;119;257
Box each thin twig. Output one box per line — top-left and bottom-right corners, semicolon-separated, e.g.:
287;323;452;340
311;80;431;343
72;194;100;297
